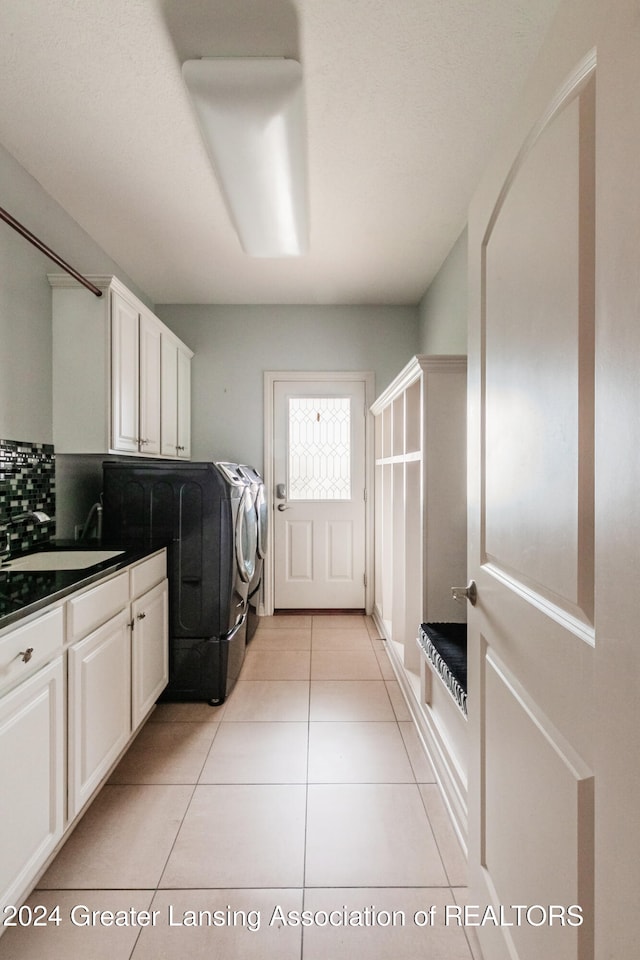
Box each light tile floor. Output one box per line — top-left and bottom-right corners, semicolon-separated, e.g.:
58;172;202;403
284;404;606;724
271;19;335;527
0;615;477;960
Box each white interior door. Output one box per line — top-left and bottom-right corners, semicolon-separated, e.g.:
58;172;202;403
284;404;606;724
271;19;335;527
467;40;596;960
272;378;367;609
467;3;639;958
593;7;640;958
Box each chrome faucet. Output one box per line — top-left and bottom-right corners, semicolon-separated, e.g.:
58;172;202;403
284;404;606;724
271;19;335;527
0;511;52;564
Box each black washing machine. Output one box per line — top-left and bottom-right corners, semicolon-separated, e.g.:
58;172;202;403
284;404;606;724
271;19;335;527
236;464;268;642
102;460;255;704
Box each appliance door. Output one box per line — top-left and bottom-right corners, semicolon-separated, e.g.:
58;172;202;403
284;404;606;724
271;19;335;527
235;486;257;585
237;464;267;562
255;481;268;560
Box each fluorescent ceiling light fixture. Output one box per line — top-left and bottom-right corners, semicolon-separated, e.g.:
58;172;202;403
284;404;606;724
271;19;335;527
182;57;309;257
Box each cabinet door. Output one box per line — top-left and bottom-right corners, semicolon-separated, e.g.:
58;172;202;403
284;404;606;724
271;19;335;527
131;579;168;730
160;335;178;457
111;291;140;453
0;657;65;911
68;610;131;819
176;344;191;459
161;338;191;459
139;310;162;455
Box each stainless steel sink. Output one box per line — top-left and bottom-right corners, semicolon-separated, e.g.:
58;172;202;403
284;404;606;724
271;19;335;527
1;550;124;572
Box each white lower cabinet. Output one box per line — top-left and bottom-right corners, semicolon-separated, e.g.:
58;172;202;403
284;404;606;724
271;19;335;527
67;609;131;820
131;579;168;731
0;548;168;927
0;656;65;914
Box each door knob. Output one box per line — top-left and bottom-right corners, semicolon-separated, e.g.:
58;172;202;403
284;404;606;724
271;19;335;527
277;503;290;512
451;580;477;606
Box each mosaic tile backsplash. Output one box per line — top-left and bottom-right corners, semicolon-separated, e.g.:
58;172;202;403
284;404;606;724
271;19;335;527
0;439;56;554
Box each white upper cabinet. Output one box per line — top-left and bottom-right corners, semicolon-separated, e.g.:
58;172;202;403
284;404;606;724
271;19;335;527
137;307;162;456
160;334;178;458
49;275;193;458
110;289;140;454
160;333;191;459
176;341;192;459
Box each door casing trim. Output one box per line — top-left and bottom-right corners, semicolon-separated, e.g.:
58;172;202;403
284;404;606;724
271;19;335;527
263;369;375;616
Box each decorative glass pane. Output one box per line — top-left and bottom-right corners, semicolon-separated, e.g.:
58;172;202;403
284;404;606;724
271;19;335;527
288;397;351;500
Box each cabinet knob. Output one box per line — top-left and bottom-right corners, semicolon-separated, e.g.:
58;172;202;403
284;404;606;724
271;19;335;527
136;612;146;620
139;438;150;446
176;445;185;452
19;647;34;663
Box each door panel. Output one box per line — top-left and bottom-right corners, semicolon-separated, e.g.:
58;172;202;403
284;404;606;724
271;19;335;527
273;378;366;609
326;520;353;580
286;521;313;580
482;651;593;960
483;88;594;625
468;43;597;960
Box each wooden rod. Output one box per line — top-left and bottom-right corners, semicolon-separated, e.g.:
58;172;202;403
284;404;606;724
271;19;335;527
0;205;103;297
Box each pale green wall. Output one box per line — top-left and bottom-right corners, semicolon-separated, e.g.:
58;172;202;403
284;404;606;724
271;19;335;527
0;143;149;444
418;227;468;355
157;304;419;470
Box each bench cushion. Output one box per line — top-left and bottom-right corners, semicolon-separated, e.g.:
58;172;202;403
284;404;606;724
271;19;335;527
418;622;467;716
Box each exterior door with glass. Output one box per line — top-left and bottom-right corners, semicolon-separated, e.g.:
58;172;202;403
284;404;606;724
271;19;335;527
272;378;367;609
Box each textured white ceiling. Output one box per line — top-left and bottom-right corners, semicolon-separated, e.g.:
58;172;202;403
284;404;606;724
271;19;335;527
0;0;560;305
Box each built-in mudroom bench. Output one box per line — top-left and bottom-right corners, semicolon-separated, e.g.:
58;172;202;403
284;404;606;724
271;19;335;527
370;355;468;848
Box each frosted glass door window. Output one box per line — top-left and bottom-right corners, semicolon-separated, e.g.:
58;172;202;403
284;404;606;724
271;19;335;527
288;397;351;500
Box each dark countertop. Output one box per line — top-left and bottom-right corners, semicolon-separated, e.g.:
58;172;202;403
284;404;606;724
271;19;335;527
0;541;168;632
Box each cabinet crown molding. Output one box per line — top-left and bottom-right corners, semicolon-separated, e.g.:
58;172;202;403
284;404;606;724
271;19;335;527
370;354;466;415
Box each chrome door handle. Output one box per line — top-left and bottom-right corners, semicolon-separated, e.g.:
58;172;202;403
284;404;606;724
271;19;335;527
451;580;477;606
277;503;290;512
